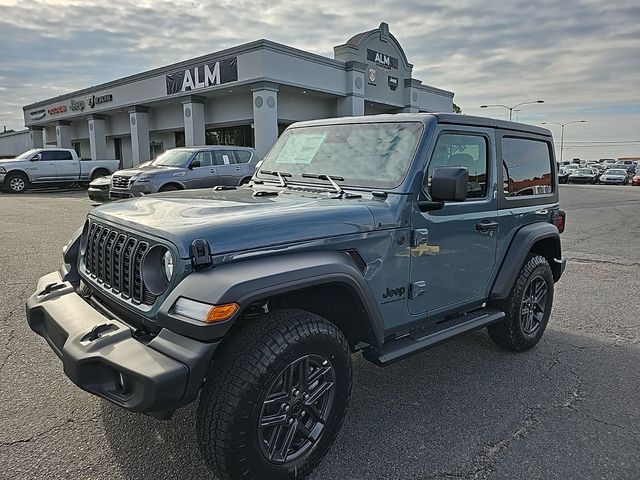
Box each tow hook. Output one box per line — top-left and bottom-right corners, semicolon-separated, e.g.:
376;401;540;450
84;323;117;342
39;282;66;296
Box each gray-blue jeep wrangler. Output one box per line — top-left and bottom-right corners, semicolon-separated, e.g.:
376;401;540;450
26;113;566;480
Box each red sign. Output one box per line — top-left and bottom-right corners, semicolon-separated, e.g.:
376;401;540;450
47;105;68;115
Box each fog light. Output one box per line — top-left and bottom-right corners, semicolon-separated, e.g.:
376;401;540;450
173;298;239;323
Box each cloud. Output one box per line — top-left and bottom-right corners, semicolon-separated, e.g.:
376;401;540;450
1;0;639;157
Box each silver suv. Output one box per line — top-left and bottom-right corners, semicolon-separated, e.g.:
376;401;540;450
110;146;256;198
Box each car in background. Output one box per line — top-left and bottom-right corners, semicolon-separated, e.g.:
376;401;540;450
598;168;629;185
568;167;598;184
109;146;257;199
0;148;119;193
614;161;637;176
87;175;111;203
632;173;640;186
558;166;570;184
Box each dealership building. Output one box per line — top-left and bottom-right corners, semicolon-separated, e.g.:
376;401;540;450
3;23;454;166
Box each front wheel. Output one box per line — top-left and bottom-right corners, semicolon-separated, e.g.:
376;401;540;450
488;254;554;351
5;172;28;193
197;309;352;480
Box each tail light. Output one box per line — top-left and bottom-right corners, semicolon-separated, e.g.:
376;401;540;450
553;209;566;234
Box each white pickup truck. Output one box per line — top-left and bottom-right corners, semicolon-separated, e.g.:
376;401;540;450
0;148;120;193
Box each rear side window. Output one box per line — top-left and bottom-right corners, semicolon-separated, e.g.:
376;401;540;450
53;150;73;160
235;150;252;164
502;137;553;197
428;133;488;199
213;150;236;166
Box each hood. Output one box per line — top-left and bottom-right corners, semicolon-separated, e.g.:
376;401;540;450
113;164;182;177
90;188;378;258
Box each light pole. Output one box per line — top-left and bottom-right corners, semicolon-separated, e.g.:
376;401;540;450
480;100;544;121
541;120;586;163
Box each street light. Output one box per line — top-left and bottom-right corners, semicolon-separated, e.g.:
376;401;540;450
541;120;586;163
480;100;544;122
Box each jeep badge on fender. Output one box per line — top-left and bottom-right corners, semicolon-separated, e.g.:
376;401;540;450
26;113;565;480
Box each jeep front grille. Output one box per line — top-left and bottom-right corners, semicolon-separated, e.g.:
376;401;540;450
84;221;157;305
111;175;133;190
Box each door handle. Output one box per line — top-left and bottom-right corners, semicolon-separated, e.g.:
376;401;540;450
210;169;216;173
235;167;241;171
48;163;55;166
476;220;498;232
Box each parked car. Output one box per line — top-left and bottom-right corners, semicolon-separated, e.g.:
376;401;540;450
87;175;111;203
558;166;570;184
632;173;640;186
26;113;566;480
564;163;580;173
0;148;120;193
598;168;629;185
568;168;598;184
109;146;256;199
614;161;637;175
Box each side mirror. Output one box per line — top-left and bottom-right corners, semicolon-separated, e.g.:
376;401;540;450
189;160;201;169
430;167;469;201
31;153;42;161
419;167;468;212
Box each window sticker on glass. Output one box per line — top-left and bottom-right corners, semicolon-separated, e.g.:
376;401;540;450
222;154;230;165
275;134;326;164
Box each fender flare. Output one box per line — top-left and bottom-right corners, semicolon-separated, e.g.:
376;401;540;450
157;180;186;191
157;251;385;346
4;168;32;182
490;222;562;301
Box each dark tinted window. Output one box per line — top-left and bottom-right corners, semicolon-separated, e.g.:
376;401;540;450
56;151;73;160
427;133;488;199
235;150;252;164
502;137;553;197
39;151;54;161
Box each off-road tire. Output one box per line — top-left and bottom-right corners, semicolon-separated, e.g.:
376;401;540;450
488;254;554;351
197;308;352;480
5;172;28;193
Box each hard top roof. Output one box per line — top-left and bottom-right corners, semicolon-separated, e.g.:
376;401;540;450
292;112;552;137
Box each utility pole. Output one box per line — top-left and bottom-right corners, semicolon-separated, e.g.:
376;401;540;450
541;120;587;163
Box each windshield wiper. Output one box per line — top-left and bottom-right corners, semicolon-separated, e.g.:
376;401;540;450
301;173;345;195
260;169;291;187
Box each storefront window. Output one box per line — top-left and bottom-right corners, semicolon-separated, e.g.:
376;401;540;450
205;125;254;147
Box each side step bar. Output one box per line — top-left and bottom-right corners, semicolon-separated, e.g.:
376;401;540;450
363;308;505;366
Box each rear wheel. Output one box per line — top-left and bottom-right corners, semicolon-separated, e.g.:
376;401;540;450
488;254;554;351
197;308;352;480
5;172;28;193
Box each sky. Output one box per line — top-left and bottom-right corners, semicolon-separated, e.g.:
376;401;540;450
1;0;639;160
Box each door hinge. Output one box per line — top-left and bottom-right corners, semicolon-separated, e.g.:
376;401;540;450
411;229;429;247
410;281;427;299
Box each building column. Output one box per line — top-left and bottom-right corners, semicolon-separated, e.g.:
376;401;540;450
55;121;72;148
252;83;279;160
182;95;206;147
129;106;150;166
337;61;366;117
88;115;107;160
28;126;44;149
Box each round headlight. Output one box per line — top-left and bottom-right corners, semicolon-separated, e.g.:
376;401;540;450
142;246;173;295
162;250;174;281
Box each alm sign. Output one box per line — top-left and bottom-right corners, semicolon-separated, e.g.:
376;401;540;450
166;57;238;95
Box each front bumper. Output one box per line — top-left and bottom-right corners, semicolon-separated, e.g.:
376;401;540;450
599;178;626;184
26;271;219;415
110;183;150;199
88;187;110;203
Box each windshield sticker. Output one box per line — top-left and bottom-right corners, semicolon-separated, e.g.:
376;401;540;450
222;154;230;165
275;134;326;164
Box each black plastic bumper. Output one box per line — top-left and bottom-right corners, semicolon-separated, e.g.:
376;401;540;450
26;271;219;415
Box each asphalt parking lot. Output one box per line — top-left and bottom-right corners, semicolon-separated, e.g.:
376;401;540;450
1;185;639;480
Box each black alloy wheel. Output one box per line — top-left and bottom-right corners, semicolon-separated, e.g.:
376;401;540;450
519;275;548;335
257;354;335;464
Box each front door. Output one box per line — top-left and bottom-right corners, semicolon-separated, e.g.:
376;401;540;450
409;128;498;317
27;151;57;182
187;151;217;188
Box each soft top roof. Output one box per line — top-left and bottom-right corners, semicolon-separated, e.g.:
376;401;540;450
291;113;552;137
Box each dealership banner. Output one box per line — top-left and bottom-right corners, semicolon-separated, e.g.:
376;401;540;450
166;57;238;95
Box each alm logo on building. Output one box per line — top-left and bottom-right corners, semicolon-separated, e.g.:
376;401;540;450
165;57;238;95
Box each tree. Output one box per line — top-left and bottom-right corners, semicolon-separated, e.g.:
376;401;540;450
452;103;462;114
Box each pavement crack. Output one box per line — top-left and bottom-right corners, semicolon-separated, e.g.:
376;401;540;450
0;329;16;372
0;415;102;448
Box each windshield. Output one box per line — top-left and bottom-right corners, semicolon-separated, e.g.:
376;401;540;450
151;149;193;167
14;149;38;161
257;122;424;189
606;169;626;175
